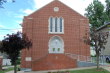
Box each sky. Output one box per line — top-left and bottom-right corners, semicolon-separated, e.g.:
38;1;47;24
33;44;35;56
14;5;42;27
0;0;106;41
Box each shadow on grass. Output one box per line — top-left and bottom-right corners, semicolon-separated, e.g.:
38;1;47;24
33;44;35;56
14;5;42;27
48;68;109;73
0;67;14;73
70;68;109;73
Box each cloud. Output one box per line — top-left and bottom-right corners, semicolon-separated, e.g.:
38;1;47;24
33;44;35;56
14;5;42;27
7;0;14;2
15;14;24;19
33;0;93;15
0;28;22;40
0;22;6;28
15;9;34;24
0;24;5;28
16;20;23;24
17;8;34;17
2;10;15;17
22;9;34;15
33;0;51;9
11;29;22;33
0;34;5;40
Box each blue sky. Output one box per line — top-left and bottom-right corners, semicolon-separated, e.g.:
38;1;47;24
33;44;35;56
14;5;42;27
0;0;105;40
0;0;35;40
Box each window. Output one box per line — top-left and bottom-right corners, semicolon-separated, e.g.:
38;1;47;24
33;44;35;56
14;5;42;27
49;17;64;34
49;36;64;53
50;17;53;32
54;7;59;12
60;17;62;32
55;17;58;32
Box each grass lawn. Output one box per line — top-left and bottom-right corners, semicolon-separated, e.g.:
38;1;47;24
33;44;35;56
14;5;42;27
0;67;14;73
49;68;109;73
70;68;109;73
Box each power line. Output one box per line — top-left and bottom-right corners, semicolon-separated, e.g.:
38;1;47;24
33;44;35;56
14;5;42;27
0;28;22;31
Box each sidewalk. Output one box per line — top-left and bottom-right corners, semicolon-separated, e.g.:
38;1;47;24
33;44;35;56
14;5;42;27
101;65;110;72
6;66;110;73
6;71;24;73
6;66;97;73
24;66;97;73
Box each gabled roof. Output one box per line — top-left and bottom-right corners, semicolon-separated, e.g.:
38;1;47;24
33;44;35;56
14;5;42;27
27;0;87;19
97;22;110;31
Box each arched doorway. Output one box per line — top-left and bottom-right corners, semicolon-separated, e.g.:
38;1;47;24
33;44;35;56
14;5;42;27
49;36;64;53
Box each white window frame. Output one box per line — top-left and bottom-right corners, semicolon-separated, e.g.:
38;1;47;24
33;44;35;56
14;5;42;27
48;17;64;34
48;36;64;54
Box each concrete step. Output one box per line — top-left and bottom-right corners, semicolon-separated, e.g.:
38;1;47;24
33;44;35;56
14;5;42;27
32;54;77;71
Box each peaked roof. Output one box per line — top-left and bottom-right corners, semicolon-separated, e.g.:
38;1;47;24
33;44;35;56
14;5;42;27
97;22;110;31
27;0;87;19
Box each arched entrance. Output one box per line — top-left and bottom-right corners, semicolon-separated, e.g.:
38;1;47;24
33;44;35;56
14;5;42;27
49;36;64;53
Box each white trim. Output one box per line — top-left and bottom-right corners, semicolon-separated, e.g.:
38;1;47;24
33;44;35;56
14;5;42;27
48;36;64;53
48;32;64;34
48;17;64;34
48;17;50;33
53;17;55;32
25;57;32;61
54;7;59;12
62;17;64;33
57;18;60;32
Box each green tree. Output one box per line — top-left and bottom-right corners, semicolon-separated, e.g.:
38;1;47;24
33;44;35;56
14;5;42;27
85;0;108;28
105;0;110;19
0;0;15;8
0;32;32;73
83;28;109;70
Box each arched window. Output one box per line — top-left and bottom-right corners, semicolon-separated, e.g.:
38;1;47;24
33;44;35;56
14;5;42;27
55;17;58;32
60;17;63;32
50;17;53;32
49;17;64;34
48;36;64;53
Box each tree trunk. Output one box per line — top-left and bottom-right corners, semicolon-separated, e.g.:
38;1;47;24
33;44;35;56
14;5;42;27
0;65;2;70
14;61;17;73
96;54;100;70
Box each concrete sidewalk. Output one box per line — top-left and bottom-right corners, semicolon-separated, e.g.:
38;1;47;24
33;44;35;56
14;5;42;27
6;66;110;73
24;66;97;73
6;71;24;73
6;66;97;73
102;65;110;72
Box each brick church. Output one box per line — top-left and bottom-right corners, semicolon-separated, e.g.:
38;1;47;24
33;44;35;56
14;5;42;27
21;0;90;71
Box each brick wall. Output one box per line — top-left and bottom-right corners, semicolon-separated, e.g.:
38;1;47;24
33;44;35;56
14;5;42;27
21;0;90;70
32;54;77;71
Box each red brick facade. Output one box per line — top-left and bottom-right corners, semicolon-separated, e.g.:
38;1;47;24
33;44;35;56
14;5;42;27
21;0;90;71
32;54;77;71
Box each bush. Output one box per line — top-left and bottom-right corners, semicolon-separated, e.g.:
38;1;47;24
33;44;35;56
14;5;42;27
16;58;21;65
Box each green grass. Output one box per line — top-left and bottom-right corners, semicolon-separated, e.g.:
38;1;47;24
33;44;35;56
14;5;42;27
0;65;20;73
0;67;14;73
70;68;109;73
49;68;109;73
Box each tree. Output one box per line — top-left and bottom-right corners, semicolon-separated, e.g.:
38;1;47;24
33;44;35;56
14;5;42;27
0;61;1;70
0;41;2;70
83;28;109;70
0;32;32;73
105;0;110;19
0;0;15;8
85;0;109;28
